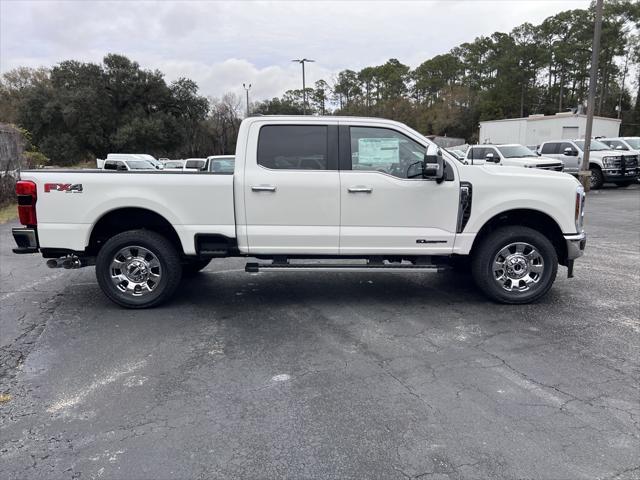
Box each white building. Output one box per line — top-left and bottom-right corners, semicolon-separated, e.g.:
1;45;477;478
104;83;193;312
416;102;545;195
479;112;621;146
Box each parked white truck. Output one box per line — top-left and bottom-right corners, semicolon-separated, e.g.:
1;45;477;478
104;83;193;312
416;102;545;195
12;116;586;308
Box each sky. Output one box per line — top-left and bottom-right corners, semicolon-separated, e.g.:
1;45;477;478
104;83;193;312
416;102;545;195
1;0;592;102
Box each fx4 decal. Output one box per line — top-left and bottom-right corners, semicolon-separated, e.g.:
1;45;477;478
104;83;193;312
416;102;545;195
44;183;83;193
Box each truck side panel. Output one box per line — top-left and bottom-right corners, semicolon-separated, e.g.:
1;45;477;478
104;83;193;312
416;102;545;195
20;171;235;255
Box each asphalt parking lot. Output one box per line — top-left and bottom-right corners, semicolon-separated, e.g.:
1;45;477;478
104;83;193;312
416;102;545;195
1;185;639;480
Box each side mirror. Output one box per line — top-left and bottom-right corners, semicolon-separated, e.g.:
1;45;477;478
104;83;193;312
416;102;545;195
117;164;128;171
485;153;499;162
422;144;445;183
615;145;626;150
563;147;576;156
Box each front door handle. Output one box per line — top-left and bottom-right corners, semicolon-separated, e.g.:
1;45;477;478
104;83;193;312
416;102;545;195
251;185;277;192
348;186;373;193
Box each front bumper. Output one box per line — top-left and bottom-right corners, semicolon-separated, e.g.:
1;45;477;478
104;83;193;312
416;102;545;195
564;232;586;260
602;168;638;181
12;227;39;254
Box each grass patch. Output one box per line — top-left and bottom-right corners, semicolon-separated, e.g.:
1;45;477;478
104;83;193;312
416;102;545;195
0;203;17;224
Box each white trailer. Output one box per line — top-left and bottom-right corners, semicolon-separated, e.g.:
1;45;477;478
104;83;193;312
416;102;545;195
479;113;621;146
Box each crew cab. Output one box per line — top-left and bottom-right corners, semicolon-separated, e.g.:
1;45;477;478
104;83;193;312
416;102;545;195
12;116;586;308
538;139;639;189
465;144;564;171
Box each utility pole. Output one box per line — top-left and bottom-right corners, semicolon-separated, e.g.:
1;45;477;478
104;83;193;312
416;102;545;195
242;83;251;118
580;0;604;191
292;58;314;114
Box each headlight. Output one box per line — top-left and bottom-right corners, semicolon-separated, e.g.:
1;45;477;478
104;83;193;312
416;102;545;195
575;185;585;232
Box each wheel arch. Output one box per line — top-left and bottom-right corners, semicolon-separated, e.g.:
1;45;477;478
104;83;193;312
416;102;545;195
471;208;568;265
87;207;183;256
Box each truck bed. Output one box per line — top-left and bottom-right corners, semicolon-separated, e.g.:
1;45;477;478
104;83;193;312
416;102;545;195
19;170;235;254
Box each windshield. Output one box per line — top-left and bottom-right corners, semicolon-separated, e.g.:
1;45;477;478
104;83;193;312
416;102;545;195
574;140;610;151
496;145;537;158
127;160;155;169
624;138;640;149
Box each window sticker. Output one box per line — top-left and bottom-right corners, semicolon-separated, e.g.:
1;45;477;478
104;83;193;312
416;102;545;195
358;138;399;165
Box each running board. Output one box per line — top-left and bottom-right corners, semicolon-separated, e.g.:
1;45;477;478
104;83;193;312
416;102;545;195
245;262;445;273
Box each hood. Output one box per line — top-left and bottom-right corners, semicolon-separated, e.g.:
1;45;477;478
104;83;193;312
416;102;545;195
588;149;623;159
460;163;575;182
501;155;560;166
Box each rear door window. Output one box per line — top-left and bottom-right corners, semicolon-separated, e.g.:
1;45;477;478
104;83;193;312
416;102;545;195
541;143;559;154
258;125;329;170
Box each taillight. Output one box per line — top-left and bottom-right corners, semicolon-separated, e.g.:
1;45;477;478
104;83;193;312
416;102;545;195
16;180;37;226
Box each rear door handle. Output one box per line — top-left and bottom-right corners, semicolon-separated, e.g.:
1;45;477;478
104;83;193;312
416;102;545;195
348;186;373;193
251;185;277;192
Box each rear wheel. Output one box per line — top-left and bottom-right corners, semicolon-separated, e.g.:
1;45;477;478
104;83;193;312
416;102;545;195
96;230;182;308
589;166;604;190
471;226;558;304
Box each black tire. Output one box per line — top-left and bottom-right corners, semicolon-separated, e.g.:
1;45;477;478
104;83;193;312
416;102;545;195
96;230;182;308
182;259;211;275
471;226;558;304
589;166;604;190
614;181;633;188
450;255;472;274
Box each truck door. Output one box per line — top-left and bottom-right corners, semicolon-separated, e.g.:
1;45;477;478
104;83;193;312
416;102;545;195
242;123;340;254
339;125;459;255
541;142;579;173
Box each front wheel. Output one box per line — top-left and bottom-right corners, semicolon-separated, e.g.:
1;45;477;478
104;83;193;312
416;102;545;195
471;226;558;304
590;167;604;190
96;230;183;308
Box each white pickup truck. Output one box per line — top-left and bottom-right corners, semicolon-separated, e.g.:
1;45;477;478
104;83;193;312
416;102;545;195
12;116;586;308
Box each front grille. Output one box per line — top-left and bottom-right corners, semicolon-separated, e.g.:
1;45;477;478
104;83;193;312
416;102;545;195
536;163;564;172
607;157;623;168
623;155;638;169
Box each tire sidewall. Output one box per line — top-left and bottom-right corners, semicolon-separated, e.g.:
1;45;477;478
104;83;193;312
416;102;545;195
473;227;558;304
96;231;181;308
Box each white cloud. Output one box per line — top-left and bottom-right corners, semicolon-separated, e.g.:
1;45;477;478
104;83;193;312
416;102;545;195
1;0;591;101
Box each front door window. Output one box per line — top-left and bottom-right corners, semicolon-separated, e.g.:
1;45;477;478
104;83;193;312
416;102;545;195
350;127;426;179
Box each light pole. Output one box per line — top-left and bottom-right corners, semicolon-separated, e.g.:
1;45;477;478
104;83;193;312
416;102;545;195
242;83;251;117
580;0;603;191
292;58;314;114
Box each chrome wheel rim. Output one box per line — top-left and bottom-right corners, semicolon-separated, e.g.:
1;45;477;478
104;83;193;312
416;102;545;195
492;242;544;293
110;246;161;297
